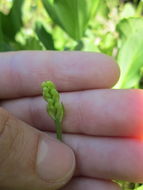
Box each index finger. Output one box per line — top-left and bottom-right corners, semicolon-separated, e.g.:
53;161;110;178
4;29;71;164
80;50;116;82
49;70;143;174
0;51;119;99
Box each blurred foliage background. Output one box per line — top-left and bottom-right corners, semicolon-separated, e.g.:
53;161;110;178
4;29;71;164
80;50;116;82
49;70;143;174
0;0;143;90
0;0;143;189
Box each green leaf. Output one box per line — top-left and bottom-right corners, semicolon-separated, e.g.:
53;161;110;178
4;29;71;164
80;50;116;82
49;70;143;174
119;3;135;19
42;0;61;26
99;32;117;56
0;12;4;42
0;41;13;52
135;185;143;190
117;18;143;42
42;0;100;40
105;0;119;8
115;18;143;89
18;37;44;50
0;12;15;52
35;23;55;50
2;0;25;41
96;0;109;18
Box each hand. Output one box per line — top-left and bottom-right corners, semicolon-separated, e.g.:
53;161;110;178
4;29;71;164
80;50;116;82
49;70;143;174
0;51;142;190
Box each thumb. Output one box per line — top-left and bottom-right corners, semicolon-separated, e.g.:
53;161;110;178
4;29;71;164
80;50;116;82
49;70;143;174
0;108;75;190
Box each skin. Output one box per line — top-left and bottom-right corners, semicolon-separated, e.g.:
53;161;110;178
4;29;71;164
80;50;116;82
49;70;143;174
0;51;143;190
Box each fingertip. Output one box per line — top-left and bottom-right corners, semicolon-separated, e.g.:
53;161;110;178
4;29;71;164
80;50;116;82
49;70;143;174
98;53;120;88
108;55;120;86
55;51;121;90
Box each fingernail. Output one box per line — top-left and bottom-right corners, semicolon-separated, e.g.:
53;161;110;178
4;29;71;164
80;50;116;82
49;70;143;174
36;136;75;183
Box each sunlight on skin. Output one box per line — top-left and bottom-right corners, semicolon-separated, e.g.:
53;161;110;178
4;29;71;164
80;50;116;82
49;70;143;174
131;90;143;141
123;89;143;140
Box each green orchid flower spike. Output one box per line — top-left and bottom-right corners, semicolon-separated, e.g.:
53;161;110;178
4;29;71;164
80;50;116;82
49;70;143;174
41;81;64;141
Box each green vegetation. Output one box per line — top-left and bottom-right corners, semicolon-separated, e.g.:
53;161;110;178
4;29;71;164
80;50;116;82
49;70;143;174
41;81;64;141
0;0;143;89
0;0;143;189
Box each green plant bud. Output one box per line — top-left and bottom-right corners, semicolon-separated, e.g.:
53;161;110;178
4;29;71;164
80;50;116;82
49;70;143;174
54;102;64;122
50;88;60;101
47;106;56;120
41;80;64;141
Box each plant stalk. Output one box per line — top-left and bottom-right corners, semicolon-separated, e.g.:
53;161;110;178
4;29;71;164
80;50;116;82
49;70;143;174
55;119;62;141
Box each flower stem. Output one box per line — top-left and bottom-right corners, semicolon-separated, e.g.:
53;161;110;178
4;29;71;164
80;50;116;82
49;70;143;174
55;119;62;141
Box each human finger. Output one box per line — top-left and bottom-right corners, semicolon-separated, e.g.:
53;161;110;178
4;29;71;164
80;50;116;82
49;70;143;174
0;108;75;190
62;177;121;190
0;51;119;99
1;89;143;137
60;134;143;183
